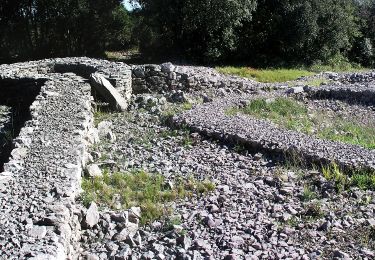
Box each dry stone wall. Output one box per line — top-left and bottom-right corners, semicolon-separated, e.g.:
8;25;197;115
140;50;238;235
131;62;258;94
1;57;374;259
172;85;375;173
0;58;132;259
0;106;12;171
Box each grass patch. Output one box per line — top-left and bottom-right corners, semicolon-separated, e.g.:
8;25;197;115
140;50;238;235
302;186;317;201
216;67;314;83
228;97;375;149
81;170;215;225
322;163;375;191
289;78;329;87
309;54;369;73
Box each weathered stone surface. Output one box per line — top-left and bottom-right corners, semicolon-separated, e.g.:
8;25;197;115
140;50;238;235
173;90;375;172
29;226;47;239
86;202;100;228
2;58;375;259
86;164;102;177
90;73;128;111
0;62;95;259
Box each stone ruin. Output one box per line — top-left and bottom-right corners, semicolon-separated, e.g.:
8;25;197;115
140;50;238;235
0;57;374;259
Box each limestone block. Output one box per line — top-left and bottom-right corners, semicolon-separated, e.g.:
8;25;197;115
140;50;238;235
90;73;128;111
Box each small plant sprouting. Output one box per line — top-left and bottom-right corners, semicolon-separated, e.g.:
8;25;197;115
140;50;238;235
302;186;317;201
304;201;324;219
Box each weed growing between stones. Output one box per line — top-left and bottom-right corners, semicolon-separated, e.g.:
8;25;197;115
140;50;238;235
81;170;215;225
161;101;194;121
280;149;375;191
302;186;317;201
322;163;375;191
228;97;375;149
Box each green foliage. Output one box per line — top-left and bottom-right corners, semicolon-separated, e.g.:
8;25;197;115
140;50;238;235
322;163;350;192
82;170;215;225
322;163;375;191
238;0;360;65
309;54;365;72
302;186;317;201
133;0;257;61
317;121;375;150
229;97;375;149
217;67;314;83
0;0;134;62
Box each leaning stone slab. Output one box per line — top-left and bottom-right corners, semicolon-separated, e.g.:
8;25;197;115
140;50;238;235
90;73;128;111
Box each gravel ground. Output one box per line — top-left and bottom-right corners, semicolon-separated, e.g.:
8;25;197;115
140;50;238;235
81;93;375;259
173;90;375;172
1;58;375;259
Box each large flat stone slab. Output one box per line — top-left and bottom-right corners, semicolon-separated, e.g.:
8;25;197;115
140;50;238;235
90;73;128;111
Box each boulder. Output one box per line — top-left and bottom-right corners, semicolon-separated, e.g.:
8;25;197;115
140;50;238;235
90;73;128;111
97;121;116;142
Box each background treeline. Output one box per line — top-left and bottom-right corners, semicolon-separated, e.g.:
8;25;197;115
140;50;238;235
1;0;375;67
0;0;133;63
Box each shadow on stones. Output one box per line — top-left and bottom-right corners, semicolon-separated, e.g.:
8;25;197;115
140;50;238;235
0;79;44;172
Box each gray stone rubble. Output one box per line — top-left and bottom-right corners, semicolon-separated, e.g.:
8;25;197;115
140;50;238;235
0;58;132;259
173;86;375;172
84;94;375;259
0;59;375;259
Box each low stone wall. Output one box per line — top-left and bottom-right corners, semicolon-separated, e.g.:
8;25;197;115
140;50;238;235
0;57;133;103
1;58;374;259
172;87;375;173
330;71;375;83
0;58;133;259
306;84;375;105
0;72;95;259
131;62;258;94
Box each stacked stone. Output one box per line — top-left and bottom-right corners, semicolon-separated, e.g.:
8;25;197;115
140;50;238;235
0;72;94;259
0;57;133;103
0;57;136;259
305;83;375;105
132;62;258;94
331;71;375;83
173;88;375;173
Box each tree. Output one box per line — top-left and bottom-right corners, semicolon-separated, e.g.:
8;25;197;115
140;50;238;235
0;0;133;63
134;0;257;62
237;0;360;66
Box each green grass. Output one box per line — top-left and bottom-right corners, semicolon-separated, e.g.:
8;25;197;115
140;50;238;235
228;97;375;150
289;78;329;87
322;163;375;191
216;58;370;83
216;67;314;83
81;170;215;225
302;186;317;201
